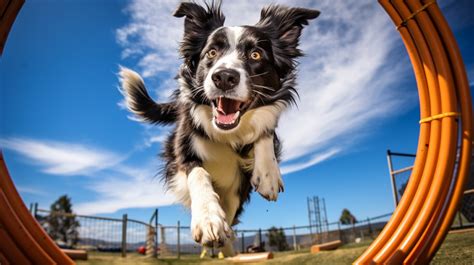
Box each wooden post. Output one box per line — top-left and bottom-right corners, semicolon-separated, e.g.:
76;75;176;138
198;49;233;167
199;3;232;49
121;214;128;257
145;226;156;258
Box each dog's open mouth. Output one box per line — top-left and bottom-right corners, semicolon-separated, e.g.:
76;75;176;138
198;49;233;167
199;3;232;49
211;97;249;130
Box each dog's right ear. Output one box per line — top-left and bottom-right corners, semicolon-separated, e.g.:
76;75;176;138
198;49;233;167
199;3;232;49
173;1;225;72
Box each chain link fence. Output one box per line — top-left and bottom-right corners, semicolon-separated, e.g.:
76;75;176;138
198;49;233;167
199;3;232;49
155;213;393;257
33;201;471;259
32;206;154;257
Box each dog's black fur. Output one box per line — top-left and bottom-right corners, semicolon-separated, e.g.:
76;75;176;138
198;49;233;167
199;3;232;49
121;1;319;250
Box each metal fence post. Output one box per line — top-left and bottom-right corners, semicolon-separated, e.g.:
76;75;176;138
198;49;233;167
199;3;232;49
122;214;128;257
33;203;38;219
292;225;297;251
177;221;181;259
367;217;373;237
337;221;342;242
154;209;158;258
241;231;245;253
307;198;313;240
351;220;356;242
387;150;399;207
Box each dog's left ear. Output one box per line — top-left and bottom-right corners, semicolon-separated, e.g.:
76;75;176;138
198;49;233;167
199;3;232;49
173;1;225;72
256;5;320;75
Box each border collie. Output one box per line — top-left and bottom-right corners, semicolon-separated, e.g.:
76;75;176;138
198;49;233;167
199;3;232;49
120;1;319;256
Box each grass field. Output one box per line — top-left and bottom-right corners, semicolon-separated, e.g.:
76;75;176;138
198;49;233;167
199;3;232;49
77;229;474;264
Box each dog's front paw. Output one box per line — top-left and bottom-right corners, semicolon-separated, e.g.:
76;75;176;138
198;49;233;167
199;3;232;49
251;158;284;201
191;202;231;247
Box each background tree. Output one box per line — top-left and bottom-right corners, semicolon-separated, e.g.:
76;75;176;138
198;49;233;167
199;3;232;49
267;226;289;251
46;195;80;247
339;208;357;225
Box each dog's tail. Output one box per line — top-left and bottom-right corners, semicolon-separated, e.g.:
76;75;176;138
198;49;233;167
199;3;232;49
119;67;177;125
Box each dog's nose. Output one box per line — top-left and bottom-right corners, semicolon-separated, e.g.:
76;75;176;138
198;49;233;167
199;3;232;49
212;69;240;91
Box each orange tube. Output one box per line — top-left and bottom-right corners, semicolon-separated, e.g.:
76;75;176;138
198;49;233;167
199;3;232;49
412;1;473;262
0;191;54;264
387;0;458;262
374;1;449;262
355;0;471;263
0;229;31;265
354;1;435;263
0;154;74;264
0;1;471;264
357;0;442;262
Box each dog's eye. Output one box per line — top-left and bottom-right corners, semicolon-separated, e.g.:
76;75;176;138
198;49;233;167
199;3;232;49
250;51;262;61
206;49;218;59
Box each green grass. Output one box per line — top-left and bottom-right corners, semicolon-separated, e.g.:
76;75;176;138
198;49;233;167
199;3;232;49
77;229;474;265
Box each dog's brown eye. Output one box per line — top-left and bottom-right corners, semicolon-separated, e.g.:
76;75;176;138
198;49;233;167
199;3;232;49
250;51;262;61
206;49;218;59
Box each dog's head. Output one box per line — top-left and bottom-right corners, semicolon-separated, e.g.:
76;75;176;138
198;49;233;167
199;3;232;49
174;2;319;131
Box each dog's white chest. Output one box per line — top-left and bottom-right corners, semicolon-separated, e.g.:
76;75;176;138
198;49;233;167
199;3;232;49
192;136;243;190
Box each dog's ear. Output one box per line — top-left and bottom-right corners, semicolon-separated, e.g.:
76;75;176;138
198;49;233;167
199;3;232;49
256;5;320;75
173;1;225;72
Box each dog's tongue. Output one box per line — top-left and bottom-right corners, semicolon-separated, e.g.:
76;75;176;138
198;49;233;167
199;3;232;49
216;97;241;124
217;97;240;114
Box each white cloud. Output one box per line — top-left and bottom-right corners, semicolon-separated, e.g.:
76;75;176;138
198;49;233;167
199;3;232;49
148;134;167;145
75;159;175;214
280;148;341;175
75;164;175;215
117;0;415;174
0;138;124;176
116;0;183;102
17;186;48;196
1;137;176;214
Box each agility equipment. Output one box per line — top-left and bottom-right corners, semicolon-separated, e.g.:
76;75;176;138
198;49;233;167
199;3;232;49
0;0;472;264
61;249;88;261
355;0;472;263
310;240;342;253
227;252;274;263
0;0;24;55
0;154;74;264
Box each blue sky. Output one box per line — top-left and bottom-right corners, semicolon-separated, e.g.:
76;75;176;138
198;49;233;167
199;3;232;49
1;0;473;230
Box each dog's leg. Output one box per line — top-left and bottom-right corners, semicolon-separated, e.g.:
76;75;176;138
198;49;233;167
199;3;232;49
188;167;231;247
251;135;284;201
221;234;236;257
218;189;240;257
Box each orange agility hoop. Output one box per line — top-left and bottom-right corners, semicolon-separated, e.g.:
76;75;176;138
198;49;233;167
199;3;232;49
356;0;473;263
0;0;472;264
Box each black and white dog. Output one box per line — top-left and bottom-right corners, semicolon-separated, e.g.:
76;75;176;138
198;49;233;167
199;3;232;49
120;1;319;256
